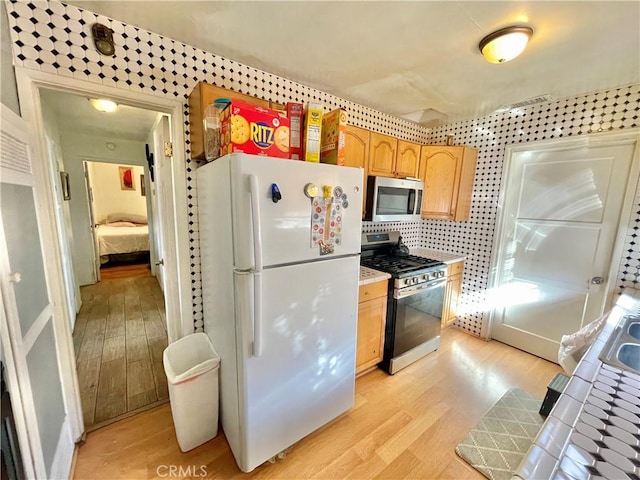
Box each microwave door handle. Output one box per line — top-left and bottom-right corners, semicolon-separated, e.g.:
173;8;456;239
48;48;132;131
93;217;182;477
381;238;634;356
407;189;415;214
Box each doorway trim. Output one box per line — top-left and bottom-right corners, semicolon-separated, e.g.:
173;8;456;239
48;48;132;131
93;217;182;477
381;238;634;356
14;66;193;440
487;129;640;340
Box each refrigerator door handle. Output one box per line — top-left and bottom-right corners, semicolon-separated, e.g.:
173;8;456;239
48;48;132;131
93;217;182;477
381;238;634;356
249;174;264;273
250;174;264;356
253;271;263;356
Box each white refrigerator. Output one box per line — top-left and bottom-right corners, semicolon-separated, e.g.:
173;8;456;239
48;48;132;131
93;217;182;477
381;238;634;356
197;153;363;472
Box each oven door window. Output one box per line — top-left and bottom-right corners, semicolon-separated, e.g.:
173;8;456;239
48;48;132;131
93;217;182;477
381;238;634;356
394;282;444;355
376;186;417;215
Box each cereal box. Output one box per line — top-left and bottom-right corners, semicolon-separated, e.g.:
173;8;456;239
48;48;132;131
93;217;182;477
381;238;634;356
303;103;323;162
320;108;347;166
287;102;304;160
219;100;290;159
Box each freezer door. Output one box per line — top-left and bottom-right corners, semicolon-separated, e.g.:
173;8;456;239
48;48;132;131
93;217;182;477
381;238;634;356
229;153;363;269
234;255;359;472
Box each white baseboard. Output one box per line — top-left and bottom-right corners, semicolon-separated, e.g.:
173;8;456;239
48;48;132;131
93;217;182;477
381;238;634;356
50;417;74;480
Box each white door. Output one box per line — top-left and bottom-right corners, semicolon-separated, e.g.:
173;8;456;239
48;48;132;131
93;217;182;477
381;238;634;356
228;154;364;269
491;136;637;362
237;255;359;472
46;137;79;323
0;106;73;478
83;162;101;282
151;116;172;293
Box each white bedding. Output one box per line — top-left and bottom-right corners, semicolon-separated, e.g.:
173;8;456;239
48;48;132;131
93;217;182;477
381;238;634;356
96;224;150;255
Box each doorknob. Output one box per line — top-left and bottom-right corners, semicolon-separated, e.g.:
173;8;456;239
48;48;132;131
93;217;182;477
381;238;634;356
155;259;164;266
591;276;604;285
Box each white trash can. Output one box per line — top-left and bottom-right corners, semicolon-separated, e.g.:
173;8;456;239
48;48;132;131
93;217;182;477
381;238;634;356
163;332;220;452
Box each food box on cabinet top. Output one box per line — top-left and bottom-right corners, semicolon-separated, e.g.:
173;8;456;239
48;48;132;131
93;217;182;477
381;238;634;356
219;100;290;159
303;103;323;162
320;108;347;166
287;102;304;160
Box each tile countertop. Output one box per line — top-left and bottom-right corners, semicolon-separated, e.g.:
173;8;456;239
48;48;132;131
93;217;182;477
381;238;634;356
410;248;466;264
359;266;391;286
514;288;640;480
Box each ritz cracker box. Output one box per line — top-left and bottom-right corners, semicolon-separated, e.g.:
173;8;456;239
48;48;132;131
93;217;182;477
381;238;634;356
320;108;347;166
219;100;290;159
303;103;323;162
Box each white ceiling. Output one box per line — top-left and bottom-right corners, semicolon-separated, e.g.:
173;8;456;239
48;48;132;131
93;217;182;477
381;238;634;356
63;1;640;127
40;88;159;141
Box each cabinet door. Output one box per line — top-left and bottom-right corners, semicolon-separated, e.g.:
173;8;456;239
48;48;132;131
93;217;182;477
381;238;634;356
369;132;397;177
344;126;370;218
395;140;421;178
420;146;462;219
356;296;387;375
442;261;463;327
188;82;269;160
443;273;462;327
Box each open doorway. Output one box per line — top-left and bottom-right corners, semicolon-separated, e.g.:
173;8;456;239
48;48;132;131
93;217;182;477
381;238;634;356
39;88;170;430
87;160;151;280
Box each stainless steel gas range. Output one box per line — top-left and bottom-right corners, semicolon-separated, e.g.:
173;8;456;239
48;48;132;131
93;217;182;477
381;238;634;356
360;231;446;374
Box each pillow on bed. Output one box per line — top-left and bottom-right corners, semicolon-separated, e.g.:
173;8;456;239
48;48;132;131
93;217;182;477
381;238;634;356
105;213;148;224
107;221;137;227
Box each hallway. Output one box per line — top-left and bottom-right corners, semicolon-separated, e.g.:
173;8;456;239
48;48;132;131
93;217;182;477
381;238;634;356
72;273;169;430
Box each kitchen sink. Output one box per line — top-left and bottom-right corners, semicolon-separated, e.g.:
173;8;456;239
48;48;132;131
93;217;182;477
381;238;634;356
628;321;640;340
599;315;640;375
617;344;640;372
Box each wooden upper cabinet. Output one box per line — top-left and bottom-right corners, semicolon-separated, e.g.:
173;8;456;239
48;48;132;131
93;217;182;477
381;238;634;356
419;146;477;221
369;133;421;179
368;132;397;177
344;126;370;218
396;140;421;178
188;82;269;160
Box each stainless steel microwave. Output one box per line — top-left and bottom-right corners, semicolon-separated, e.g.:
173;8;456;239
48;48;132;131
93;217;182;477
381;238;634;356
364;176;423;222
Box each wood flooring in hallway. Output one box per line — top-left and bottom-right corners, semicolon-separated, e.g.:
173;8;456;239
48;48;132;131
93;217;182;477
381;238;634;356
73;272;169;430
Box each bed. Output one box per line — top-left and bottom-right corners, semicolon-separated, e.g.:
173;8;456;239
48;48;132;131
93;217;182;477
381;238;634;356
96;218;150;264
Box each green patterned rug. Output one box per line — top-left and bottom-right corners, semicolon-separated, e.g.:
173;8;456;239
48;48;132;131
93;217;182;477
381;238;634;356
455;388;545;480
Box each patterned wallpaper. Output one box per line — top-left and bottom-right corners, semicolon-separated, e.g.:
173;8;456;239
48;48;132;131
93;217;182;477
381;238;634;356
5;1;639;338
425;87;640;336
4;0;432;333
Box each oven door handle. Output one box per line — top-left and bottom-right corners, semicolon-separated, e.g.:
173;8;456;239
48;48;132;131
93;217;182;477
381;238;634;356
394;279;446;299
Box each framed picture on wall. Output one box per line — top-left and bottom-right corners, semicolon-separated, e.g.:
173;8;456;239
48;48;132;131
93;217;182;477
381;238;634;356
119;166;135;190
140;174;146;196
60;171;70;200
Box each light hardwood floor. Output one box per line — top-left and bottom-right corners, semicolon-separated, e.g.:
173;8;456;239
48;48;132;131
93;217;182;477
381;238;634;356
73;272;169;430
73;327;562;479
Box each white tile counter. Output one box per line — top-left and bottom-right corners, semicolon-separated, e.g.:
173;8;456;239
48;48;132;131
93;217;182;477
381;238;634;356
359;266;390;286
410;247;466;264
514;288;640;480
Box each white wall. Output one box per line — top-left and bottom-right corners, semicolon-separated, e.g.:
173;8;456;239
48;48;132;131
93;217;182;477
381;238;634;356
59;132;148;285
87;162;147;223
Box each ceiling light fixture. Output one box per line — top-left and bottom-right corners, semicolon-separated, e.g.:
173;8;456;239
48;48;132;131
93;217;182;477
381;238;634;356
479;26;533;64
89;98;118;112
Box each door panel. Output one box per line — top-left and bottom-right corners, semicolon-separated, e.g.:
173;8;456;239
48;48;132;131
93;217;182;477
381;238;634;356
492;140;636;361
240;255;358;471
1;184;49;333
517;157;612;222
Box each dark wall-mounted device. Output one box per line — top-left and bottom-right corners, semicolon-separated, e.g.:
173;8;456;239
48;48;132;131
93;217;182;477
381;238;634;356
92;23;115;56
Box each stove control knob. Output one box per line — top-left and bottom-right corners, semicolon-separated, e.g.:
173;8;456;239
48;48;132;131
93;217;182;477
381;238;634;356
422;274;429;281
404;278;410;286
411;277;418;285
